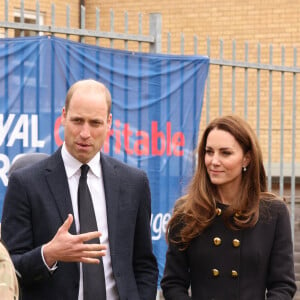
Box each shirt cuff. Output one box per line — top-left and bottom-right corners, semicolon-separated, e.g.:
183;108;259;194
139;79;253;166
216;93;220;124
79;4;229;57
41;245;58;273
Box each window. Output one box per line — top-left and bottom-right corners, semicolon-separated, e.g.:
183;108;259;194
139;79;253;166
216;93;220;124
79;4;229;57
14;10;44;37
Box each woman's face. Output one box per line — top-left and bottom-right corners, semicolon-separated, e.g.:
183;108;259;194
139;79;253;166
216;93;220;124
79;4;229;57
204;129;249;190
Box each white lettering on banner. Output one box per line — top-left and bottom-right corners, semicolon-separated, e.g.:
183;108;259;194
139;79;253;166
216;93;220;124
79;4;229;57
151;212;171;240
0;114;44;148
0;154;10;186
0;114;15;146
8;114;29;147
31;115;45;148
0;154;28;186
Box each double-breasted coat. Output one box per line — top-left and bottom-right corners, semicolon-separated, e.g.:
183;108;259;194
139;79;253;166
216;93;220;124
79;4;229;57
161;200;296;299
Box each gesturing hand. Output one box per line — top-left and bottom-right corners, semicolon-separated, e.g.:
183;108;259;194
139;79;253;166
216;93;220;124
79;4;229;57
43;214;106;268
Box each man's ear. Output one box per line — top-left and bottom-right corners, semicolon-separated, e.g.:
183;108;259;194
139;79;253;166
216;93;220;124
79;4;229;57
61;107;66;125
107;113;112;129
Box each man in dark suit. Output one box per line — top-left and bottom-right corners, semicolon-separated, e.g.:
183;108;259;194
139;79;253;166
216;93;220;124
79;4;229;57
1;79;158;300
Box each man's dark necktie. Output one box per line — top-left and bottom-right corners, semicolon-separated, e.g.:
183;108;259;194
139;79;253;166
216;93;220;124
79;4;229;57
78;164;106;300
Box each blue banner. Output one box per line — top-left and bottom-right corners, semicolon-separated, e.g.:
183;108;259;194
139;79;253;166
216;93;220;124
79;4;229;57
0;36;209;282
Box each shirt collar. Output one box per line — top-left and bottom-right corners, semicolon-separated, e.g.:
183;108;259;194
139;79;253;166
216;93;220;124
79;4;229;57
61;143;101;178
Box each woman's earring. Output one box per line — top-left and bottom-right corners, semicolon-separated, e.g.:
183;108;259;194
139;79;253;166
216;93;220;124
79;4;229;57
243;166;247;172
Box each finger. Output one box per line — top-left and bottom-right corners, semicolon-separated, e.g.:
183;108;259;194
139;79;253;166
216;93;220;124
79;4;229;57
62;248;106;262
60;214;73;232
82;250;106;258
79;231;102;242
81;243;107;251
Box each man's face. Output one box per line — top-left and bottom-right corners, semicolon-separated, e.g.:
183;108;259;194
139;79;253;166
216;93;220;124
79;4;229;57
61;86;112;163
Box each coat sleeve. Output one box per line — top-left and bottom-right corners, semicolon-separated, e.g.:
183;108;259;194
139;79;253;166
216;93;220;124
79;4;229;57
133;171;159;300
1;171;51;286
266;201;297;299
160;227;191;300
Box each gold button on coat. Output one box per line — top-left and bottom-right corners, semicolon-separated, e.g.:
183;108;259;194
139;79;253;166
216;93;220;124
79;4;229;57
216;208;222;216
213;237;222;246
231;270;238;278
232;239;240;247
212;269;219;277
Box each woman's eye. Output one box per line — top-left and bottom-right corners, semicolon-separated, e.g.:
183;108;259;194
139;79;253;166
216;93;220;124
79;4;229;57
222;151;231;156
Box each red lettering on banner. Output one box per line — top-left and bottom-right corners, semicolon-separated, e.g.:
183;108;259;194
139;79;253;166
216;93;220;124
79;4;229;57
104;129;113;153
134;131;149;155
166;121;171;156
55;118;185;156
172;132;185;156
152;121;166;156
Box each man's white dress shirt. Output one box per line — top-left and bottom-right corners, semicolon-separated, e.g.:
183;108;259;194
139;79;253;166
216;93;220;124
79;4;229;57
61;144;119;300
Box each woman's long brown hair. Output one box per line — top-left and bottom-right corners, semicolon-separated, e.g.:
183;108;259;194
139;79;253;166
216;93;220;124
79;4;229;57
167;115;270;249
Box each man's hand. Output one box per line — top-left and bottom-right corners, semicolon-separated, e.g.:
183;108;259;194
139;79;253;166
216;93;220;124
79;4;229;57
43;214;106;268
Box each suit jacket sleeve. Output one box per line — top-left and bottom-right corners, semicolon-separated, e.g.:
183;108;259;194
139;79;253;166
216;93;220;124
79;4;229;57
1;170;52;286
266;201;297;299
132;171;159;300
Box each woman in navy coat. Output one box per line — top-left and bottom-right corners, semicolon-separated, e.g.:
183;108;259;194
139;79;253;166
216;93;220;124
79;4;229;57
161;115;296;299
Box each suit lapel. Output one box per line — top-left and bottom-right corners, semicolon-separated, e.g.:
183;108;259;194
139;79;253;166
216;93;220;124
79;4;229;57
100;153;120;252
45;148;77;235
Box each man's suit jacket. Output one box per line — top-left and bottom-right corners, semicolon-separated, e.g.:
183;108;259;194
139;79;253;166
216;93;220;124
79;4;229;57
1;148;158;300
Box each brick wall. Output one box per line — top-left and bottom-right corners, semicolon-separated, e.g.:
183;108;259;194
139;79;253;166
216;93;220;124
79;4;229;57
83;0;300;168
